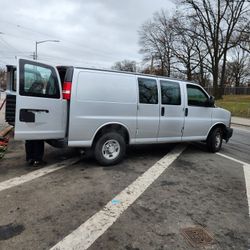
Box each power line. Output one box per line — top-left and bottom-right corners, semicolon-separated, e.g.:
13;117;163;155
0;31;35;43
0;19;56;40
0;58;8;64
0;30;128;62
0;37;21;52
38;53;110;68
0;20;140;67
0;50;31;54
0;19;130;61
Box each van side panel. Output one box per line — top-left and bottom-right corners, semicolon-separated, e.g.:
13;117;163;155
68;70;137;147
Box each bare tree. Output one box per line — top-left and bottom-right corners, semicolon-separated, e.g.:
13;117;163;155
111;60;137;72
171;14;208;81
182;0;250;99
0;68;6;90
192;36;211;87
226;46;250;88
138;10;175;76
139;10;211;84
233;16;250;54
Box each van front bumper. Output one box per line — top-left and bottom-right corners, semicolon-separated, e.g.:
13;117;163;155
223;127;233;142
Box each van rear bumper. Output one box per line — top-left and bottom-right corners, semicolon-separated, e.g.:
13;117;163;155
223;127;233;142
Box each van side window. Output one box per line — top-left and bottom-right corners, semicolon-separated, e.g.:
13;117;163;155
138;78;158;104
160;80;181;105
19;61;60;99
187;84;208;107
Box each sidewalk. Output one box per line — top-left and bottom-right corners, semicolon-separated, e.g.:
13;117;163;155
231;116;250;127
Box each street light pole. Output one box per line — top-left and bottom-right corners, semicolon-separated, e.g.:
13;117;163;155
34;40;60;60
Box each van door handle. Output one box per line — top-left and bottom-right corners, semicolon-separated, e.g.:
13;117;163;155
185;108;188;116
161;107;165;116
27;109;49;113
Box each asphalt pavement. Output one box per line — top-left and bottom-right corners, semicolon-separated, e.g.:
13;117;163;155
0;94;250;250
0;126;249;250
220;125;250;164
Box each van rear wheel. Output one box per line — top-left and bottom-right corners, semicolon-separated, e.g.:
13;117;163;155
207;127;223;153
94;132;126;166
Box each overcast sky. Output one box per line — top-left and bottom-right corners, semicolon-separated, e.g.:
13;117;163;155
0;0;175;68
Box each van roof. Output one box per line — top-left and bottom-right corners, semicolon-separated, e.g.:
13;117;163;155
6;63;200;86
74;66;199;85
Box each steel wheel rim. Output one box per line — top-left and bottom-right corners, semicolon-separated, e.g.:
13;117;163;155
215;132;222;148
102;139;120;160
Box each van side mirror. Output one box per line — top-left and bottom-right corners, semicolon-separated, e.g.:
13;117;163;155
208;96;215;107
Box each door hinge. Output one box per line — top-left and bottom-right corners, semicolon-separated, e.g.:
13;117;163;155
181;126;184;135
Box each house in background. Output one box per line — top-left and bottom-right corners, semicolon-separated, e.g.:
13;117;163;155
0;69;6;90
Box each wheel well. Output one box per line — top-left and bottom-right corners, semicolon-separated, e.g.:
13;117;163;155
207;123;227;140
92;124;130;147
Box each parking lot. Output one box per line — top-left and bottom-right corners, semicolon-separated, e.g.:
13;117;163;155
0;125;250;250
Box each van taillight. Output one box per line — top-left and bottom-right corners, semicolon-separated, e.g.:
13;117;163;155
63;81;72;100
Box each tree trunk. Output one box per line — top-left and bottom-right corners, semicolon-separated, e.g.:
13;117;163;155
219;51;228;99
186;62;192;80
166;55;171;77
200;61;205;87
213;67;220;99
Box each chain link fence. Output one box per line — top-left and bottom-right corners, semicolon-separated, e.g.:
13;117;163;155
204;86;250;96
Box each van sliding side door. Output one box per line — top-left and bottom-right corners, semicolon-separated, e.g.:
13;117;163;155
136;77;159;143
14;58;67;140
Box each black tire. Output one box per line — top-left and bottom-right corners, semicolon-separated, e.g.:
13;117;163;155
206;127;223;153
94;132;126;166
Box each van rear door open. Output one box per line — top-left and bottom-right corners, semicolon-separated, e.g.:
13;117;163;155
14;58;67;140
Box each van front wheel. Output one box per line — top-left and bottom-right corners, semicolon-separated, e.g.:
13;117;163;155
207;127;223;153
94;132;126;166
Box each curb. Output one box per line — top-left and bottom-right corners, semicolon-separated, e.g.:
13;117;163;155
231;122;250;128
0;126;13;138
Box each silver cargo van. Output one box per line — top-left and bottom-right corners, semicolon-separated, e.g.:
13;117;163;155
5;58;233;165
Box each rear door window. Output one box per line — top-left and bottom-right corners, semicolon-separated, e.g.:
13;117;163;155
19;60;60;99
138;78;158;104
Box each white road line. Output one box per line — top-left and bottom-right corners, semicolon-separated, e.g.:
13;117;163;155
0;158;78;192
243;166;250;217
50;145;186;250
217;152;250;217
216;152;249;166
